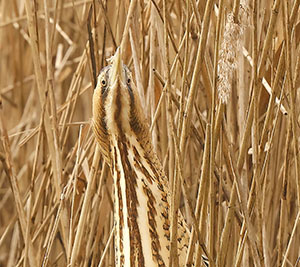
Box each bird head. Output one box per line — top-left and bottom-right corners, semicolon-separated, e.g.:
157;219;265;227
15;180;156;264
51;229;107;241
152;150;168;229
92;49;147;162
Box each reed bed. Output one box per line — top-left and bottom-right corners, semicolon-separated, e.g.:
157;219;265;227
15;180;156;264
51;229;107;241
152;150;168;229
0;0;300;266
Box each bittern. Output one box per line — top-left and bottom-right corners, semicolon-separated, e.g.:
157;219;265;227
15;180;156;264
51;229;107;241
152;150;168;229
92;49;207;266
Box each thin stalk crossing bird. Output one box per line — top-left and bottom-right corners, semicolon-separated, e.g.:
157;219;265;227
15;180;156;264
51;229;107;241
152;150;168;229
92;49;207;267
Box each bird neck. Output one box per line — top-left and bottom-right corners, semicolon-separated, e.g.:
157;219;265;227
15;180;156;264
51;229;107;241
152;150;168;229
110;133;170;267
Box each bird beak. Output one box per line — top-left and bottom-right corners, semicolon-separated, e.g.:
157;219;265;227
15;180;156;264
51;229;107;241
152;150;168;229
110;48;123;85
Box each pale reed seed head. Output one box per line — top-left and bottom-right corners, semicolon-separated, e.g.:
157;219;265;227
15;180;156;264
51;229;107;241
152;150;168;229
217;3;249;104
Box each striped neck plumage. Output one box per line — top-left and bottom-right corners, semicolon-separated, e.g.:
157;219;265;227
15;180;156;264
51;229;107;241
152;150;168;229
111;133;170;267
92;49;170;266
92;49;199;267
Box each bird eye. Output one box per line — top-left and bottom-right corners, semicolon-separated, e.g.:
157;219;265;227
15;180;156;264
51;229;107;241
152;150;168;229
127;78;131;84
101;79;107;87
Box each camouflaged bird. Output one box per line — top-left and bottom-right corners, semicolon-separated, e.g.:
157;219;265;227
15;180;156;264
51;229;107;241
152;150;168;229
92;49;206;267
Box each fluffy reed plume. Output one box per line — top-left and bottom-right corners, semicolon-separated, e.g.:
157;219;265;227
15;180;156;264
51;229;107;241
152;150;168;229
217;3;248;103
217;13;243;103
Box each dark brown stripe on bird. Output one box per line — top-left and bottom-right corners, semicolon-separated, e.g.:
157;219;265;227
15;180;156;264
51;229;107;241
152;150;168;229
142;184;166;266
130;101;145;135
132;146;154;184
118;139;145;266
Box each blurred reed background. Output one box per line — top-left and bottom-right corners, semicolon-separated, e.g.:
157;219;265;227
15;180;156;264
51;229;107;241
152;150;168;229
0;0;299;266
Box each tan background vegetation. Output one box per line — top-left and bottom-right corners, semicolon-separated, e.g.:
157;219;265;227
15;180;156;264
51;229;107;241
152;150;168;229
0;0;300;266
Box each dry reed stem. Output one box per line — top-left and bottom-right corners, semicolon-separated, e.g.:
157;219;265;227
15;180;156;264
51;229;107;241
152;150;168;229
209;0;224;260
179;0;213;153
70;143;100;264
162;2;179;267
237;0;281;172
